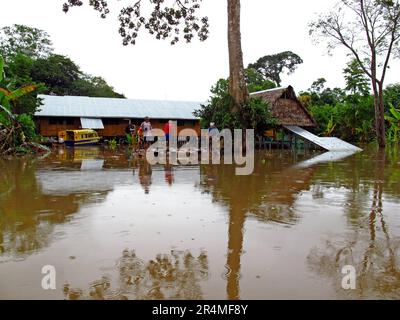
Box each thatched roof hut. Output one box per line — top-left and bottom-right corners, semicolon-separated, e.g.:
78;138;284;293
251;86;316;127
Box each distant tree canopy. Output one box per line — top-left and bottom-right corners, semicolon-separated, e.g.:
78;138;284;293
248;51;303;87
0;24;125;114
70;75;125;98
30;54;124;98
245;68;276;93
0;24;53;60
31;54;82;96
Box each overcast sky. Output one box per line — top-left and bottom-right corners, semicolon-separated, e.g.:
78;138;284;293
2;0;400;102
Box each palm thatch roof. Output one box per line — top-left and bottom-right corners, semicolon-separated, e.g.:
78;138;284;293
251;86;316;127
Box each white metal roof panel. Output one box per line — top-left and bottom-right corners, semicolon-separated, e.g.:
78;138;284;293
36;95;201;120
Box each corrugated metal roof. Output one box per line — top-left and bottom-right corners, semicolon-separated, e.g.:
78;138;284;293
80;117;104;129
36;95;201;120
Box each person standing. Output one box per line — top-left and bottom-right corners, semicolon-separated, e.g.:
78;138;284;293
126;122;136;146
208;122;218;136
164;120;172;150
208;122;219;151
140;117;153;149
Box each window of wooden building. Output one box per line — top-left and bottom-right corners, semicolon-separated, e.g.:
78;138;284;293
48;118;75;125
103;118;121;125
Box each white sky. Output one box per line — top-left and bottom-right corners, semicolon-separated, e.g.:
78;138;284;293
2;0;400;101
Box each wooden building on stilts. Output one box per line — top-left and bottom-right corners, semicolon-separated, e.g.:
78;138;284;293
250;86;318;150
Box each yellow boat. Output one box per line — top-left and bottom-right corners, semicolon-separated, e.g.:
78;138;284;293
58;129;101;146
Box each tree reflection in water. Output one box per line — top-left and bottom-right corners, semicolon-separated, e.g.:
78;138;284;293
0;158;98;258
2;146;400;299
307;150;400;299
63;249;209;300
200;151;318;299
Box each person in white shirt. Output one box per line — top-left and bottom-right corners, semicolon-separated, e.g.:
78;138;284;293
140;117;153;148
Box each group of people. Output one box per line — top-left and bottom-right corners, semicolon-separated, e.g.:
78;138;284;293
127;117;172;151
127;117;219;152
126;117;153;151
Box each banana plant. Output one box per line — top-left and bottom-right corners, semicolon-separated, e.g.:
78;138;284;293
385;103;400;143
0;55;37;111
324;116;336;137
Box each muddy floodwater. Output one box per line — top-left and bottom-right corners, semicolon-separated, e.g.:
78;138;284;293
0;146;399;300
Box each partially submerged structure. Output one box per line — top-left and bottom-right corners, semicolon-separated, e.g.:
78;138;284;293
251;86;361;152
251;86;316;128
34;87;360;152
34;87;315;138
35;95;201;138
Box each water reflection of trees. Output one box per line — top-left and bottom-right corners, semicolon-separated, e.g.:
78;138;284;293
63;249;209;300
200;151;317;226
310;148;400;206
307;149;400;299
0;158;107;259
199;151;317;300
307;204;400;299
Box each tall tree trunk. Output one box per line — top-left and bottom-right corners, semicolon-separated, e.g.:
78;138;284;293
371;80;386;148
227;0;249;114
377;83;386;148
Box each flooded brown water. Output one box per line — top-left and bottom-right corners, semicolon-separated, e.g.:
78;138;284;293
0;146;399;300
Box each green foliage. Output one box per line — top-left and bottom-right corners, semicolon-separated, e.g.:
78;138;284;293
384;84;400;111
301;78;346;107
343;59;370;95
71;75;125;98
385;103;400;142
16;113;37;141
0;53;40;115
356;119;375;144
126;133;133;145
194;78;277;135
245;68;276;93
302;59;378;143
0;105;46;155
316;99;375;142
0;23;125;156
248;51;303;86
307;81;376;143
29;53;124;98
241;97;277;134
108;138;118;149
324;116;336;137
1;53;44;115
0;55;4;82
31;54;82;96
0;24;53;60
30;53;124;98
1;24;124;101
0;55;44;155
194;79;238;129
310;78;327;93
6;53;34;79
